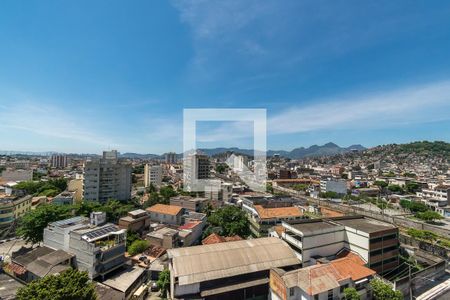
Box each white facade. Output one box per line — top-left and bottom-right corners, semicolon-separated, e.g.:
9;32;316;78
83;150;132;202
144;164;162;187
320;179;347;195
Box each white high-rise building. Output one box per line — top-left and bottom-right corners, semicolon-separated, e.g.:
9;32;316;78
82;150;132;202
144;164;162;187
165;152;177;164
233;155;248;171
51;154;68;168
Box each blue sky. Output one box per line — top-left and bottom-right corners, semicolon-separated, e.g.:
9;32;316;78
0;1;450;154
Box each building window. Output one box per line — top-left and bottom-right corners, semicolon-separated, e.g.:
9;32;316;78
328;289;333;300
340;284;349;293
314;295;319;300
290;288;294;296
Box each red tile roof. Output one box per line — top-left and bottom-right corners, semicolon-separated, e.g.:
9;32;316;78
178;221;201;230
201;233;243;245
335;249;366;265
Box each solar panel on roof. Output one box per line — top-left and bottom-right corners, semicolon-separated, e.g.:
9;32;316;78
84;225;118;239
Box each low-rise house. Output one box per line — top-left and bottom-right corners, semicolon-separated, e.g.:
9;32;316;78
352;187;380;197
9;246;75;283
118;209;151;233
178;220;204;246
168;237;301;300
241;195;305;237
146;226;180;249
52;191;75;205
248;205;304;237
99;265;147;300
170;195;209;212
146;204;184;225
270;257;376;300
201;233;243;245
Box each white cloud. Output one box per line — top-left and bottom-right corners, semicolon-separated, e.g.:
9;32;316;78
0;101;116;148
193;80;450;142
269;80;450;134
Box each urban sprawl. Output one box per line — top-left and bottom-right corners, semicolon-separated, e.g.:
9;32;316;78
0;141;449;300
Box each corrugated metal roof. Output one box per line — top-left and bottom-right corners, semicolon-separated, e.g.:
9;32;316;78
168;237;299;285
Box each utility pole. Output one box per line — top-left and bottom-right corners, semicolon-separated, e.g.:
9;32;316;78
409;263;413;300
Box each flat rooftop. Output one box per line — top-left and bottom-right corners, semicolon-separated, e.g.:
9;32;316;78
285;216;396;234
332;217;396;233
285;219;340;234
102;266;145;293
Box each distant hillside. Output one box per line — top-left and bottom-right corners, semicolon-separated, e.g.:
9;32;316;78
268;142;365;159
0;142;366;160
197;143;365;159
119;153;161;159
369;141;450;160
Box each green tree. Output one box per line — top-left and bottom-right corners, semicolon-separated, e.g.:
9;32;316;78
208;205;250;237
266;183;274;194
157;268;170;298
17;204;71;244
160;186;178;202
215;164;227;174
319;191;339;199
128;239;150;256
16;268;96;300
373;181;388;188
146;183;157;194
416;211;444;222
15;179;67;196
343;287;360;300
388;184;404;194
400;200;428;213
405;182;420;193
143;192;163;208
370;279;403;300
292;184;308;191
126;230;140;249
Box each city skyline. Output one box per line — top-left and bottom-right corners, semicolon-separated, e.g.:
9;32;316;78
1;1;450;153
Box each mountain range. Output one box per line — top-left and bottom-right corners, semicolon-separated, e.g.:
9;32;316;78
120;142;366;160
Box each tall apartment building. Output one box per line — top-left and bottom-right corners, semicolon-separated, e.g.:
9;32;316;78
232;154;248;171
165;152;177;164
280;216;399;275
183;153;210;191
43;213;127;279
144;164;162;188
50;154;68;168
82;150;132;202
